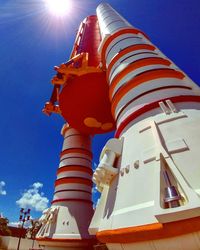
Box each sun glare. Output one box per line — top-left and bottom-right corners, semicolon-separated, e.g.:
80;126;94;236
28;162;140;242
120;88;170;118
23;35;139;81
44;0;72;17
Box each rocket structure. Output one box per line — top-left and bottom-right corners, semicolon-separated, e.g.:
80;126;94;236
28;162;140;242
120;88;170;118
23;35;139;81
36;125;95;249
38;3;200;250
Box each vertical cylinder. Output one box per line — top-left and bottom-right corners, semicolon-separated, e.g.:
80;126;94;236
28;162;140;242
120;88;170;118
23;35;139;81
97;3;200;137
93;4;200;249
36;124;95;250
71;15;101;66
59;15;115;135
53;124;93;204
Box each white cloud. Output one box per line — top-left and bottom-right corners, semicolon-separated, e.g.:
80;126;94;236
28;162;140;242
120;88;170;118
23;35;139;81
92;186;98;195
32;182;43;189
16;182;49;212
9;220;32;228
0;181;6;195
9;221;20;227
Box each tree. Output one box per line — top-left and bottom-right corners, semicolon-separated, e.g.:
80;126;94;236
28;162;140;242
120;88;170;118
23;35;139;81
0;217;11;236
26;219;41;239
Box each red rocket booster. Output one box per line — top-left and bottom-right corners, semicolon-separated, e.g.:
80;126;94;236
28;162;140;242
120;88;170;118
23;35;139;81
44;15;115;135
70;15;101;66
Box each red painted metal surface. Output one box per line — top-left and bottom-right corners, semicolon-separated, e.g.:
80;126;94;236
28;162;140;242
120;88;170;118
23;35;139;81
59;16;115;135
75;15;101;66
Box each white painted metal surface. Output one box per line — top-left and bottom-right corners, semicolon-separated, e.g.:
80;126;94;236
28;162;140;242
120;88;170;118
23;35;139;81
90;3;200;250
36;124;94;250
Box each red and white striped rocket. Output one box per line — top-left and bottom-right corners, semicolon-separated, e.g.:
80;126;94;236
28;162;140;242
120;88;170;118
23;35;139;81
91;3;200;250
37;124;95;250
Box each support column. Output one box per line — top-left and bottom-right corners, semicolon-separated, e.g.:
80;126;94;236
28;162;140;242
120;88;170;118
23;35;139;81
37;124;95;250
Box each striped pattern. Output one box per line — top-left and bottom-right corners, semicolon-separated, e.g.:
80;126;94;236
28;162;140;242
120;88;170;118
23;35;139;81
52;124;93;204
97;3;200;137
115;95;200;138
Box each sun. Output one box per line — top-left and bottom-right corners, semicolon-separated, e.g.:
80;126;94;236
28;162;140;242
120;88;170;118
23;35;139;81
44;0;72;17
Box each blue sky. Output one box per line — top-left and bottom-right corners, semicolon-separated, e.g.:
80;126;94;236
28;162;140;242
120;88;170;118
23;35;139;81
0;0;200;225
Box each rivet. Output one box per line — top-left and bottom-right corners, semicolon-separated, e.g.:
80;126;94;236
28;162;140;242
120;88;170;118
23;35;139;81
120;168;124;176
134;160;139;169
125;165;130;173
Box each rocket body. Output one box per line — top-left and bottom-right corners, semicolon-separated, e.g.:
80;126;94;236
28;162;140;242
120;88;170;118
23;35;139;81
96;3;200;136
58;15;114;135
90;3;200;250
37;125;95;250
41;3;200;250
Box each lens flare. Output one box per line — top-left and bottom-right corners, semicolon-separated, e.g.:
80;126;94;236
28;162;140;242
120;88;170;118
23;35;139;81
44;0;72;17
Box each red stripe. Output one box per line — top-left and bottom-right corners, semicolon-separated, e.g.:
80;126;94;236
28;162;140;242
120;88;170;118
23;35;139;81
111;69;185;115
96;216;200;243
115;85;192;121
107;44;156;78
57;166;93;175
55;177;93;187
64;133;83;139
109;58;172;99
54;189;91;195
51;198;92;204
115;95;200;138
60;156;92;163
60;148;93;158
101;28;149;66
36;237;96;243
